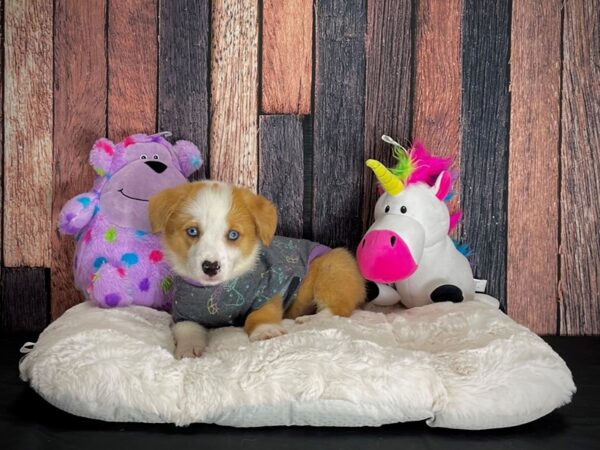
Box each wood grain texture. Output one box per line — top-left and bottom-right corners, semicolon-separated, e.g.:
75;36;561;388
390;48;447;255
3;0;53;267
261;0;312;114
507;0;561;334
158;0;209;180
0;0;3;257
363;0;413;230
313;0;366;248
210;0;259;191
460;0;510;309
560;0;600;335
412;0;461;169
259;115;304;238
0;268;49;333
51;0;107;320
107;0;157;141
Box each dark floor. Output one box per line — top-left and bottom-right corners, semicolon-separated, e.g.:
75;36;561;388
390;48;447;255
1;335;598;450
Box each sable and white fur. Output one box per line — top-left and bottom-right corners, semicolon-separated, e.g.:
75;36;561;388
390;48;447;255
149;181;365;358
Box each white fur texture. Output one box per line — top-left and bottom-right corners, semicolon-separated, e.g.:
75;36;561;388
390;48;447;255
19;300;575;429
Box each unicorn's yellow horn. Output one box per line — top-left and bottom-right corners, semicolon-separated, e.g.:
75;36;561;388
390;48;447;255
366;159;404;196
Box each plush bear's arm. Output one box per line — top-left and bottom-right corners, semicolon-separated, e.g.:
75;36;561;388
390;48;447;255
58;192;99;235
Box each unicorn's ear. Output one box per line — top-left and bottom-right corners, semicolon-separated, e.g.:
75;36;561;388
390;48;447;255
431;171;452;200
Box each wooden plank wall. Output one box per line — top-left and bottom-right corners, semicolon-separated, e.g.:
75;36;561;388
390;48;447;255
1;0;599;335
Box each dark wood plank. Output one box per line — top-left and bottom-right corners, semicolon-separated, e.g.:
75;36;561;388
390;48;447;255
210;0;259;191
3;0;53;266
412;0;460;205
261;0;312;114
507;0;560;334
0;268;49;333
460;0;510;309
158;0;209;180
107;0;157;141
363;0;413;230
258;115;304;238
313;0;366;248
560;0;600;335
51;0;107;320
0;0;3;257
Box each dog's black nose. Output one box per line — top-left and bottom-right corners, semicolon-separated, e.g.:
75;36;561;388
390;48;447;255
202;260;221;277
145;160;167;174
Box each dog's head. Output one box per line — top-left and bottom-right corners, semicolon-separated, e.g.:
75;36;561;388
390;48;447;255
149;181;277;286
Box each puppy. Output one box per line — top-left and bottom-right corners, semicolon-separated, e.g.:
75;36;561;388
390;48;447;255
149;181;365;359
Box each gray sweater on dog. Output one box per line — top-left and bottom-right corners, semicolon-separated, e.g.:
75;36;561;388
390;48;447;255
172;236;330;328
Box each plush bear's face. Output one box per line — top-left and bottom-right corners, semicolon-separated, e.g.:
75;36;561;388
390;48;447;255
100;142;187;231
90;135;202;232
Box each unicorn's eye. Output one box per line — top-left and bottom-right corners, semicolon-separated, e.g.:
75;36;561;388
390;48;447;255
227;230;240;241
400;206;407;214
384;205;390;213
153;154;159;160
186;227;199;237
140;154;148;160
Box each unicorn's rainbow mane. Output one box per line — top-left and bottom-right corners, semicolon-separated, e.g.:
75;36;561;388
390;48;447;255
384;137;463;234
389;140;452;187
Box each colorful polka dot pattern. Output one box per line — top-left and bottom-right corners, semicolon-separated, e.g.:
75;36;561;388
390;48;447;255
139;278;150;292
77;196;91;208
104;227;117;242
93;256;107;269
149;250;163;263
161;277;173;293
104;293;121;307
121;253;139;266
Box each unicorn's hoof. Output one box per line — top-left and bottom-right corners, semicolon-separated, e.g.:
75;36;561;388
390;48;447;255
430;285;464;303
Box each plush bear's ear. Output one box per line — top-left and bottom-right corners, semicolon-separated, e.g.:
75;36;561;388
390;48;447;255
89;138;116;176
173;140;203;177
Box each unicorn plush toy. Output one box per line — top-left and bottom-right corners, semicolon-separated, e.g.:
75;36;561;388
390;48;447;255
357;136;477;308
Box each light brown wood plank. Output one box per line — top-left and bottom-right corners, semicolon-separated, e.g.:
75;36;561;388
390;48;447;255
560;0;600;335
507;0;561;335
261;0;312;114
412;0;461;174
210;0;259;191
3;0;53;266
51;0;107;320
107;0;157;141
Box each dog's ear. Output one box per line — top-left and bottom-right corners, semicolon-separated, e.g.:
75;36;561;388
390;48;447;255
237;188;278;246
149;183;195;233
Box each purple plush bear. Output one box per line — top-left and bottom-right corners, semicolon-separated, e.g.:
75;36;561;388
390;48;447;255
59;133;203;310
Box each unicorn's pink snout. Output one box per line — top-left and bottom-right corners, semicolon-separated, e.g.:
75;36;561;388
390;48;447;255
357;230;418;283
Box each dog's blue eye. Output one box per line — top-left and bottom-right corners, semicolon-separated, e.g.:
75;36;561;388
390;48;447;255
186;227;199;237
228;230;240;241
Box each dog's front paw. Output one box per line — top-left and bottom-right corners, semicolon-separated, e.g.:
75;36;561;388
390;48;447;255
175;342;205;359
249;323;287;341
295;308;333;324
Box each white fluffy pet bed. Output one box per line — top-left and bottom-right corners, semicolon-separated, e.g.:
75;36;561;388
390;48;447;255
19;299;575;429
